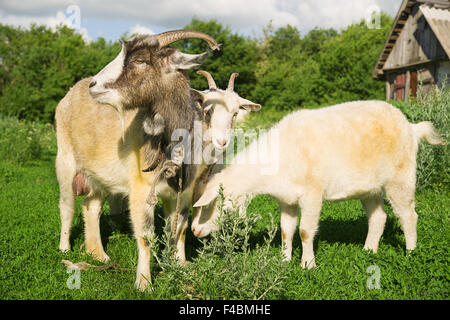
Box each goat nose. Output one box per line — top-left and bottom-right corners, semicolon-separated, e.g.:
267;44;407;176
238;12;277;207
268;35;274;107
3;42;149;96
89;80;97;88
192;225;201;237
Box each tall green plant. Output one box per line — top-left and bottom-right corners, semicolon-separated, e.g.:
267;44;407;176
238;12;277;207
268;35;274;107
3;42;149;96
0;115;55;165
392;85;449;190
149;188;288;299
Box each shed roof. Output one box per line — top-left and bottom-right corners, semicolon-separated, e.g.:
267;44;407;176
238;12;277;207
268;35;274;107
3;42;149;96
373;0;450;79
420;5;450;57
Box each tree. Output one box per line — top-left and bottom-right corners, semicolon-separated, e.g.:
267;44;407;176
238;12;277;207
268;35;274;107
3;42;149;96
253;24;336;110
0;24;120;122
174;18;261;99
0;14;394;122
315;13;393;105
252;14;393;111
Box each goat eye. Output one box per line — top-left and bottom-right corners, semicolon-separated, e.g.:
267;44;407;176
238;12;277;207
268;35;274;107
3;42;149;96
134;59;146;65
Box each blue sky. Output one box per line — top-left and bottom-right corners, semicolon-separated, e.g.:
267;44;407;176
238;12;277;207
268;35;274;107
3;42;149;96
0;0;403;42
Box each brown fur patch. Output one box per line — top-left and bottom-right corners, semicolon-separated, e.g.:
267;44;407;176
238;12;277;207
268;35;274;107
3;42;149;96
281;230;286;242
349;114;402;171
300;229;309;242
138;236;150;248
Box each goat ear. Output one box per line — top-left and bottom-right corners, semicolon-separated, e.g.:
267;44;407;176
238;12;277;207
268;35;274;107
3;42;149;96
239;97;261;112
119;39;127;54
171;51;209;70
193;187;219;207
191;89;206;105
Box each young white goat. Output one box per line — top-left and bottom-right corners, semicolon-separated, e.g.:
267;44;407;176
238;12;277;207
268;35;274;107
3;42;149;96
192;100;444;268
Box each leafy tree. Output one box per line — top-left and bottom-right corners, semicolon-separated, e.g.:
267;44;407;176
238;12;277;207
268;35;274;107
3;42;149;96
300;27;338;56
174;18;260;99
263;25;302;61
315;13;392;105
0;14;393;122
253;24;335;110
253;13;392;111
0;24;120;122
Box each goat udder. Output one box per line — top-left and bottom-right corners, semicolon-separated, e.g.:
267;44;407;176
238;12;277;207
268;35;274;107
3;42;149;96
72;173;91;196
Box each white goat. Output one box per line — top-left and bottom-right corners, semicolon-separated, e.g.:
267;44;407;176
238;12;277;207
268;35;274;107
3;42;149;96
192;100;444;268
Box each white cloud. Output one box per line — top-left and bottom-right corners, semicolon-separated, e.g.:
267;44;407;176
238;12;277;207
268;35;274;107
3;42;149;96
0;7;92;43
0;0;403;39
128;24;155;36
0;9;66;29
294;0;402;32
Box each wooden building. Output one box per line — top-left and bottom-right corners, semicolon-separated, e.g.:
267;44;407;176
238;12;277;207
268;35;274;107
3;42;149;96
373;0;450;101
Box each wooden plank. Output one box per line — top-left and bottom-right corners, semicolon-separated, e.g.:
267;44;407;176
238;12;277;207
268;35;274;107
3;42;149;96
372;0;414;78
386;80;391;101
395;72;406;101
404;70;410;102
410;70;418;97
383;58;438;71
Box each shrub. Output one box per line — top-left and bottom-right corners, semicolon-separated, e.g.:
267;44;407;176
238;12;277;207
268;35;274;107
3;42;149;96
148;188;289;299
0;115;56;165
392;84;449;190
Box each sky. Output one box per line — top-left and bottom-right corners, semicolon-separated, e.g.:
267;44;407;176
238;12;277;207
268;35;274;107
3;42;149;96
0;0;403;42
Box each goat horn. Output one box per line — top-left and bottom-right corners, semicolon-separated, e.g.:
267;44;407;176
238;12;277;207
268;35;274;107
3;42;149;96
197;70;217;90
156;30;220;51
227;73;239;91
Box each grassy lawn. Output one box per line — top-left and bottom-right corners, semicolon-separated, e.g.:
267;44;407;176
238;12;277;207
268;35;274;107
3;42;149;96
0;156;448;300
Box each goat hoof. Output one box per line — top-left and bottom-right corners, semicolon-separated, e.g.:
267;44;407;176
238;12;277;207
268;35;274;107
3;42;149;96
135;276;153;292
301;259;316;269
88;249;111;263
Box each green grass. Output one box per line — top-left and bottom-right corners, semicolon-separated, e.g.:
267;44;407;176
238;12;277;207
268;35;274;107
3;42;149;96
0;115;56;165
0;88;448;299
0;156;448;299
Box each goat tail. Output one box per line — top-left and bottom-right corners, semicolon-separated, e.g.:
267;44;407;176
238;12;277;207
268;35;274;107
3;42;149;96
411;121;445;146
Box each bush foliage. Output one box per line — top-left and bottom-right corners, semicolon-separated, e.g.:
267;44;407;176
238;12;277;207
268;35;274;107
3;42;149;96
391;85;449;190
148;189;288;299
1;15;393;122
0;115;55;165
0;24;120;122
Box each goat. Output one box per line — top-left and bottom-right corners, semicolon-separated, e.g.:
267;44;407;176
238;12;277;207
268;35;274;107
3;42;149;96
56;36;260;291
192;100;444;269
130;69;261;265
56;30;220;291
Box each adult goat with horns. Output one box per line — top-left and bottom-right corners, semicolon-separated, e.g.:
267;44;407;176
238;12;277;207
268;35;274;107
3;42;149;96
55;30;220;291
